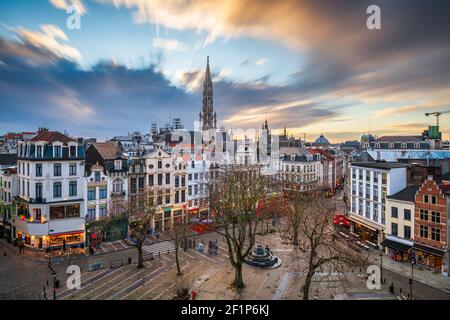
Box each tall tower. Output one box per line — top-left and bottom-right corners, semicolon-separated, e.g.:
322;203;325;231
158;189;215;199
199;56;217;131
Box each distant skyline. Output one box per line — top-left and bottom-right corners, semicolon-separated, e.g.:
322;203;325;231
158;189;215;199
1;0;450;142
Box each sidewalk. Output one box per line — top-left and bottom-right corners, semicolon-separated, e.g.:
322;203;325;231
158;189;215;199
380;253;450;293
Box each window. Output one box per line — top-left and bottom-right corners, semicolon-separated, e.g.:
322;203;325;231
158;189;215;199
113;179;123;193
431;196;437;204
431;228;441;241
35;183;43;199
53;163;62;177
139;177;145;189
373;204;378;222
99;187;107;199
68;145;76;157
175;176;179;187
404;209;411;221
157;174;163;186
165;173;170;184
99;206;107;219
188;185;192;196
53;182;62;198
181;175;186;187
69;163;77;176
165;194;170;204
130;178;137;192
424;195;429;203
420;209;428;221
148;174;154;186
87;208;96;221
181;190;186;202
114;160;122;170
391;207;398;218
158;160;162;169
27;163;30;176
419;225;429;238
391;223;398;236
54;146;62;158
69;181;77;196
404;226;411;239
175;191;179;204
188;174;192;181
374;189;379;201
36;146;43;158
95;171;100;182
431;211;441;223
88;188;96;201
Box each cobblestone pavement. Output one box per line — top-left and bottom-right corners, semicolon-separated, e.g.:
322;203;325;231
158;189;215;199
1;225;449;300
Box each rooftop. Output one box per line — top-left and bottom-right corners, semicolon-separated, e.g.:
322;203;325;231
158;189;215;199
351;162;408;170
31;130;74;144
387;186;419;202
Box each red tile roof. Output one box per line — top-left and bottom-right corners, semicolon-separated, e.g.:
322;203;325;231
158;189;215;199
31;131;75;144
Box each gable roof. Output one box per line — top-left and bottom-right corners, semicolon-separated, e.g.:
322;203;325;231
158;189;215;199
387;186;419;203
90;142;123;160
31;131;74;144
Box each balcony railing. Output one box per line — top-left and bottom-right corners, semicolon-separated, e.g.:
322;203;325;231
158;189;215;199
29;197;46;204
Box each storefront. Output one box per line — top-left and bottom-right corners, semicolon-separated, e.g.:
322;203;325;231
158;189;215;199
381;236;413;262
348;216;382;244
413;243;445;272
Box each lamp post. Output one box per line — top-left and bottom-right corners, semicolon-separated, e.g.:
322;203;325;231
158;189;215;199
410;253;416;300
379;251;383;284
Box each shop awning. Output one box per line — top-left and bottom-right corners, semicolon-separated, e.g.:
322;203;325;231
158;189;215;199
413;243;445;257
381;239;412;253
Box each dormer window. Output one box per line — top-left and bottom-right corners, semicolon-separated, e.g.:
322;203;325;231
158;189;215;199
389;143;394;149
69;145;77;157
401;142;407;149
414;143;420;149
375;143;381;149
36;146;43;158
95;171;101;182
115;160;122;170
54;146;62;158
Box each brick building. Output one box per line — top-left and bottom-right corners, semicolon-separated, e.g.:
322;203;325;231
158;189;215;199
413;176;448;273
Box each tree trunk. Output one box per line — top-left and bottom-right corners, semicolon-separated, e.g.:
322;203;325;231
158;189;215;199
302;271;314;300
137;242;144;269
233;261;245;289
175;244;182;276
293;227;299;246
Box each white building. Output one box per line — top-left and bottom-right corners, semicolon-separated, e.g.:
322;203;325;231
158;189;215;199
280;149;322;192
0;165;17;240
13;129;86;251
349;162;407;245
144;148;188;230
382;186;417;261
187;152;210;220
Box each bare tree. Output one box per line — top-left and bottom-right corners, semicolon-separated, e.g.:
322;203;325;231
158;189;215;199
167;213;192;276
297;191;370;300
120;187;159;269
209;165;272;289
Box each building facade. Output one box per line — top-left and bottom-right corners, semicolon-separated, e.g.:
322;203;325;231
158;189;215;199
349;162;407;245
13;129;86;251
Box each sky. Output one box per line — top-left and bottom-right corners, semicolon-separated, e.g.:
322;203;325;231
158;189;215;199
0;0;450;142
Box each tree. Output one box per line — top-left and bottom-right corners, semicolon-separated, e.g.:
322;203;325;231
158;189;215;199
120;187;159;269
297;191;370;300
209;165;272;289
168;213;191;276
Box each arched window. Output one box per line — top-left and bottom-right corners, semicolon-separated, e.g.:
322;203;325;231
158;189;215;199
113;179;123;193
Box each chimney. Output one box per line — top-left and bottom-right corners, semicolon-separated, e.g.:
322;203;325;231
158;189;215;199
376;151;381;161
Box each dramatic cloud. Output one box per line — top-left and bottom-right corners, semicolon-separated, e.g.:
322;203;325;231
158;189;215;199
14;24;82;62
49;0;87;15
153;37;187;52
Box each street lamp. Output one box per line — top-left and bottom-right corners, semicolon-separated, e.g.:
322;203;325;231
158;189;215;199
379;251;383;284
410;252;416;300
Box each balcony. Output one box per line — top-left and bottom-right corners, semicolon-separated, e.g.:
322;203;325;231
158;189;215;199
14;218;48;236
29;197;46;204
111;191;126;197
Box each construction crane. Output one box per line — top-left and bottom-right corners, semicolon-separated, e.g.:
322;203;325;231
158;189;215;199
425;111;450;126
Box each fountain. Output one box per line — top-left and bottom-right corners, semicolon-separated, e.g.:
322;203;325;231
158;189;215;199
243;244;281;269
